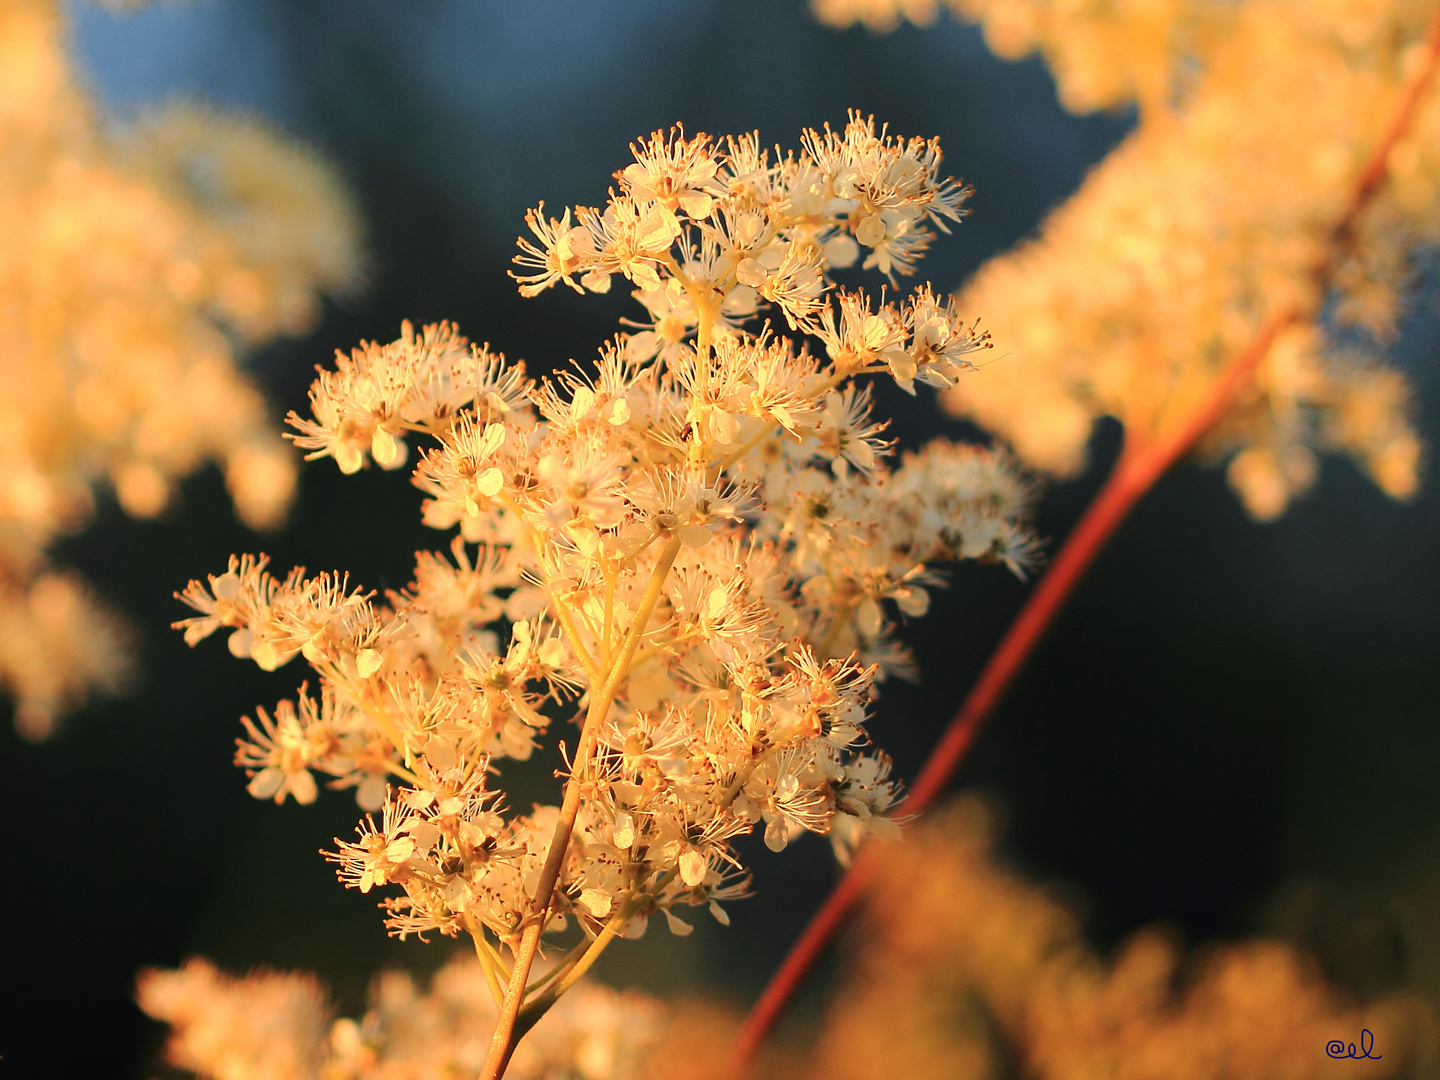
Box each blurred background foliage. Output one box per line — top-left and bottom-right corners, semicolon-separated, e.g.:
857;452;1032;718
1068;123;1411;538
4;0;1439;1074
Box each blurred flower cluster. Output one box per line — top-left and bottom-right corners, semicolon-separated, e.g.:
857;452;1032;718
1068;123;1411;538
138;955;663;1080
140;797;1436;1080
817;0;1432;522
0;0;360;738
813;799;1436;1080
175;118;1037;1066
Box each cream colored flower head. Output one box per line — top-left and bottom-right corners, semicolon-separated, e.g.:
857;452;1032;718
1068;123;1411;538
179;117;1036;954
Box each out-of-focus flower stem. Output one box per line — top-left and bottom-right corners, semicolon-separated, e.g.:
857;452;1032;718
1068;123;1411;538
723;8;1440;1077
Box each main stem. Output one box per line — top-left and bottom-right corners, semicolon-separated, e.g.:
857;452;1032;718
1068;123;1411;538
479;534;684;1080
479;303;723;1077
724;9;1440;1073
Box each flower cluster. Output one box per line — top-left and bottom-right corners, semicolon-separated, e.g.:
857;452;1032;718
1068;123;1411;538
816;0;1432;522
177;118;1035;1048
0;0;362;738
139;802;1436;1080
813;799;1435;1080
814;0;1221;116
513;120;969;305
137;956;662;1080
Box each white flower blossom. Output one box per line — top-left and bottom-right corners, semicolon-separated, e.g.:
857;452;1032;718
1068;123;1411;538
177;117;1037;1063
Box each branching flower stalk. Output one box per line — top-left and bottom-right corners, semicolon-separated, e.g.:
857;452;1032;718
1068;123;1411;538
176;116;1041;1080
725;5;1440;1075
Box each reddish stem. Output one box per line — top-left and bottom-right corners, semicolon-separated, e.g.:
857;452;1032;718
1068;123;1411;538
722;7;1440;1060
725;305;1294;1078
718;427;1149;1077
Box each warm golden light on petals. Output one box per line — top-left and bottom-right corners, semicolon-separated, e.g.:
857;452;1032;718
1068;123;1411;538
138;955;664;1080
813;800;1438;1080
176;116;1034;1072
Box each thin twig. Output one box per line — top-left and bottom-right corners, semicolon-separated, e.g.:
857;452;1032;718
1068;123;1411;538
514;868;682;1039
470;925;508;1010
479;534;685;1080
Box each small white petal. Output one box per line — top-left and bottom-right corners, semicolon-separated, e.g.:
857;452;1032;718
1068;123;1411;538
481;423;507;454
571;386;597;419
289;769;318;805
335;442;364;474
476;468;505;498
855;214;885;247
679;190;714;219
247;768;285;800
422;736;457;770
823;232;859;268
613;811;635;850
623;913;649;939
211;572;241;601
895;587;930;617
227;628;254;659
735;258;767;287
370;428;399;467
356;775;386;811
764;817;789;852
678;524;712;548
407;822;441;854
712;409;741;443
856;597;883;638
679;848;707;887
578;888;613;918
250;639;282;671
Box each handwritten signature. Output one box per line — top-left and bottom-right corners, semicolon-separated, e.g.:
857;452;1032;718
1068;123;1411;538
1327;1029;1382;1059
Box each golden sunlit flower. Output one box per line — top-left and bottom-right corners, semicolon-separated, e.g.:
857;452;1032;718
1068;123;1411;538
176;116;1036;1075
